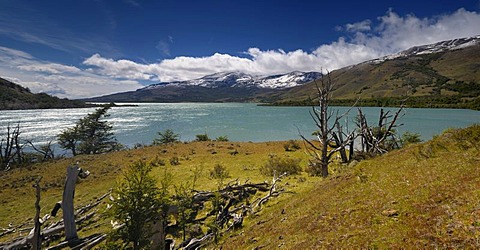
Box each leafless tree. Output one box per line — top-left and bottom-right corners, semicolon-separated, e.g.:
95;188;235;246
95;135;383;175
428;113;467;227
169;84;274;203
0;123;24;170
356;107;404;156
300;72;356;177
27;140;55;162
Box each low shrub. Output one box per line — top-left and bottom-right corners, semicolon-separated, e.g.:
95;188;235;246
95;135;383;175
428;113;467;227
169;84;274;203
153;129;180;145
195;133;211;142
209;164;230;179
260;156;302;176
169;156;180;166
150;155;165;167
215;135;229;142
284;140;301;151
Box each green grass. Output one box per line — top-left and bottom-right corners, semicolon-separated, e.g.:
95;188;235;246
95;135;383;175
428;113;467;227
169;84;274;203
220;125;480;248
0;140;310;244
1;125;480;248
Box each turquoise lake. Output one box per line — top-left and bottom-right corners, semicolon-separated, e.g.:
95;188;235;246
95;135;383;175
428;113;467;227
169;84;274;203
0;103;479;150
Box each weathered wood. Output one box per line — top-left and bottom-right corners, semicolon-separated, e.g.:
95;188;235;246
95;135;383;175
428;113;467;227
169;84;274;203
32;177;42;250
1;190;109;250
63;164;90;241
181;233;214;250
356;107;404;155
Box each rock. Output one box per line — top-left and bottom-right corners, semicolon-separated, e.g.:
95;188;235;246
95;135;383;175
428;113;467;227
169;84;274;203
382;209;399;217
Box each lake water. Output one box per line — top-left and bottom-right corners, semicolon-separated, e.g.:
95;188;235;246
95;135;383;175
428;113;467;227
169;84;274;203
0;103;478;151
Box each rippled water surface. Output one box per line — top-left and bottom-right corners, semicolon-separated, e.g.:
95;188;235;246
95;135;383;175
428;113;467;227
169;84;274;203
0;103;478;150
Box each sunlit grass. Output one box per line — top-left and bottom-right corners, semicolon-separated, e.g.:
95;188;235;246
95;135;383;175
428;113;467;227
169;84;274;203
220;125;480;249
0;140;309;243
1;125;479;248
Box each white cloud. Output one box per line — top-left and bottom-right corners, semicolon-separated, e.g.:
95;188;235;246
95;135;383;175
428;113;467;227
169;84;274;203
345;20;372;32
0;47;143;99
18;63;81;74
1;8;480;99
156;36;174;56
82;8;480;83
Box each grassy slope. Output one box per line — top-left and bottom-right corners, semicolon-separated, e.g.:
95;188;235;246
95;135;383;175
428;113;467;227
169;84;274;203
221;125;480;249
0;77;87;110
276;45;480;104
1;125;479;248
0;141;310;243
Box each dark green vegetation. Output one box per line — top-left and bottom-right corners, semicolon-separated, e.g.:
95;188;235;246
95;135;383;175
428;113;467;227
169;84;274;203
153;129;181;145
0;77;89;110
84;85;276;103
58;105;120;156
109;160;168;249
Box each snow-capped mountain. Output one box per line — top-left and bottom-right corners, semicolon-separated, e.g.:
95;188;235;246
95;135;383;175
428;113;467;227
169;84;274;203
370;35;480;63
143;71;322;90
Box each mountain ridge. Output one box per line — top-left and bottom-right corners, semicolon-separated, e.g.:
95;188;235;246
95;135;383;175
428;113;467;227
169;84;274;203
142;71;322;90
84;35;480;107
0;77;89;110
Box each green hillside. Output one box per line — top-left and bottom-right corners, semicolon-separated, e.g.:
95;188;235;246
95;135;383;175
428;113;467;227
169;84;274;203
221;125;480;248
0;77;88;110
0;125;479;248
273;44;480;109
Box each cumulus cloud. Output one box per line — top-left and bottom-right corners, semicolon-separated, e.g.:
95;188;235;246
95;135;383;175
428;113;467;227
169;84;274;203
82;8;480;83
1;8;480;98
0;47;143;99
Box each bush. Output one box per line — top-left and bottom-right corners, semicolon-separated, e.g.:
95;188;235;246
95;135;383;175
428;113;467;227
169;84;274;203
284;140;301;151
170;156;180;166
209;164;230;179
215;135;229;142
260;156;302;176
110;160;162;249
400;131;422;146
153;129;180;145
195;133;211;142
150;155;166;167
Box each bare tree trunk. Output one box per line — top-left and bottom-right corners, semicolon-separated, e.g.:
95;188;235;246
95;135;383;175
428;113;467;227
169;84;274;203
300;72;356;177
63;164;89;242
32;177;42;250
0;123;23;170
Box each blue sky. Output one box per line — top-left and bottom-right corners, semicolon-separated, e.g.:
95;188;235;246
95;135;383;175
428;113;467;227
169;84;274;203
1;0;479;98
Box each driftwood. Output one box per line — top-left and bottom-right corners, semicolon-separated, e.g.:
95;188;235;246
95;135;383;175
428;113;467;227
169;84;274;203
63;164;90;241
0;188;111;250
175;174;288;249
181;233;214;250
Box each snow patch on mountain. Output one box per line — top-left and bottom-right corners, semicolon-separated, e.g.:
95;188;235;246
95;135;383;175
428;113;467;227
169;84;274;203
369;35;480;64
143;71;322;90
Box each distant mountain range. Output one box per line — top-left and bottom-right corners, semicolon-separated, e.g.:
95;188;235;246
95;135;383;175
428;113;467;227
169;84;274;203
85;35;480;107
0;78;88;110
144;71;322;89
85;71;323;102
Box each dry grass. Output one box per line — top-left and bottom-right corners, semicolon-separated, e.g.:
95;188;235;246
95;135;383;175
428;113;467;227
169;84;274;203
220;125;480;249
0;140;309;243
1;125;479;248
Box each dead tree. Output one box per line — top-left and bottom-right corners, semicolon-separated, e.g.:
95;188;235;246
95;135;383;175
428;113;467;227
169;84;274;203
0;123;24;170
50;164;90;242
356;107;404;155
300;72;356;177
27;140;55;162
32;177;42;250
